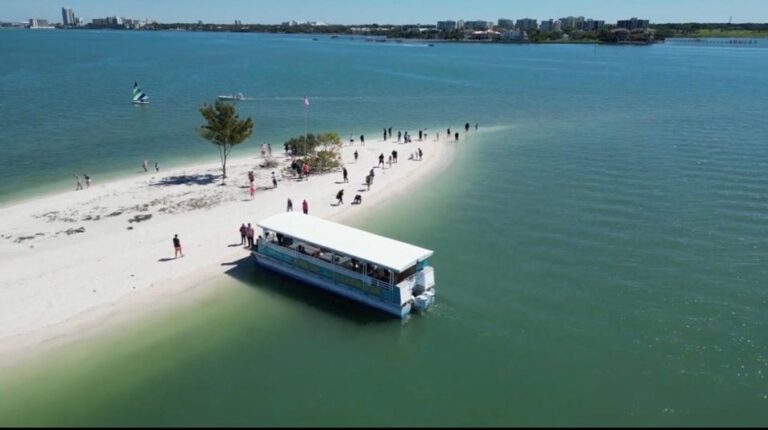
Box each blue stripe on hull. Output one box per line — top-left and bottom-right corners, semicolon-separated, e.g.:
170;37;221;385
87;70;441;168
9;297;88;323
252;252;410;318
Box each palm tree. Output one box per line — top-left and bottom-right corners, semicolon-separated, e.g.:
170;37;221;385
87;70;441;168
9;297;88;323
198;101;254;184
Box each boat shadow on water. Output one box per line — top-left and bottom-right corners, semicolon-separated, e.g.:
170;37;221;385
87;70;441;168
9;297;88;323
220;256;394;325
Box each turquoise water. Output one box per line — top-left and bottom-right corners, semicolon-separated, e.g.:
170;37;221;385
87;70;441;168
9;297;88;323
1;30;768;426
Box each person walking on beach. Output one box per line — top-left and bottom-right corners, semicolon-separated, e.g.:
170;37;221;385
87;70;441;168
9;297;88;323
454;132;459;142
84;174;92;188
383;128;387;141
154;161;159;173
393;150;398;163
302;199;309;215
418;148;423;160
418;130;423;141
271;171;278;188
302;163;310;181
336;189;344;205
143;160;148;172
74;174;83;191
239;224;247;245
447;128;451;137
465;123;470;132
249;182;256;199
354;150;359;163
388;127;392;139
287;198;293;212
397;131;402;143
365;174;372;191
173;234;184;258
378;153;385;167
388;155;392;168
360;135;365;146
343;167;349;183
246;223;255;249
369;168;375;179
248;170;255;185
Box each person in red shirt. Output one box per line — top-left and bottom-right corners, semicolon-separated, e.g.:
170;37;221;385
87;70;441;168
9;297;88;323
302;163;310;181
302;199;309;215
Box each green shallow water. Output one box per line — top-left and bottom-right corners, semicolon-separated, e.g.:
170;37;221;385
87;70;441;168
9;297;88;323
1;31;767;426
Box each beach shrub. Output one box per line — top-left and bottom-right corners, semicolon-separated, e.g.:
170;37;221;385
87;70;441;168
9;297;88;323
286;132;342;172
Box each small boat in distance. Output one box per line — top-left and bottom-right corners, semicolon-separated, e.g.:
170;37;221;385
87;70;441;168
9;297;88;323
252;213;436;318
132;82;149;104
217;92;245;101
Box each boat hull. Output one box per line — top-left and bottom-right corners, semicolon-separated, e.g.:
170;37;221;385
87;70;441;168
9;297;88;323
252;251;411;318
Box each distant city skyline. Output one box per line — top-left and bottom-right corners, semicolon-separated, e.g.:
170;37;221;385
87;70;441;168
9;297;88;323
4;0;768;24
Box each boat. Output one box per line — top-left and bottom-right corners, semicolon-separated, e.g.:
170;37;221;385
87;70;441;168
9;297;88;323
252;213;436;318
217;92;245;101
132;82;149;104
428;43;435;47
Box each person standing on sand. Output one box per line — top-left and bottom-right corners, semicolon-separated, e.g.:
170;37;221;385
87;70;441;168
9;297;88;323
84;174;92;188
343;167;349;183
336;189;344;205
173;234;184;258
74;174;83;191
388;155;392;168
249;182;256;199
418;148;423;160
465;123;470;132
302;199;309;215
365;174;372;191
397;131;402;143
155;161;159;173
383;128;387;141
418;130;423;141
447;128;451;137
267;143;272;157
248;170;254;184
302;163;310;181
271;171;278;188
369;168;375;179
360;135;365;146
378;153;385;167
246;223;255;249
388;127;392;139
143;160;148;172
354;150;359;163
393;150;398;163
287;198;293;212
239;224;247;245
455;132;459;142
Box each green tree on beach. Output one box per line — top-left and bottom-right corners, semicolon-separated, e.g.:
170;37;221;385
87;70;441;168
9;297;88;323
198;101;254;184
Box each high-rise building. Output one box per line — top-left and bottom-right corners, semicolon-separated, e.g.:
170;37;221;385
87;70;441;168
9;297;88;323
617;17;649;30
464;20;492;31
515;18;538;31
61;7;76;26
497;18;515;30
437;20;457;31
28;18;51;28
539;19;554;32
456;20;465;30
582;19;605;31
559;16;585;31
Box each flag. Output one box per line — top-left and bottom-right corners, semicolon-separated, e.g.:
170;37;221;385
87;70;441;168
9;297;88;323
304;96;310;107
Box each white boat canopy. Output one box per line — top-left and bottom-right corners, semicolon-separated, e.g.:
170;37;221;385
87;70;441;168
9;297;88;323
258;213;433;273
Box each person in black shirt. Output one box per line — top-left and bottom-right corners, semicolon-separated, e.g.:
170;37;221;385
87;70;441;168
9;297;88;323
173;234;183;258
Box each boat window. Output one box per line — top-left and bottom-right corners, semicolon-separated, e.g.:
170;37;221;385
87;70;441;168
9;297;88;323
396;264;418;284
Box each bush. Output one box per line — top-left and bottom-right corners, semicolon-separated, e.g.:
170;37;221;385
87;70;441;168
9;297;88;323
285;132;342;173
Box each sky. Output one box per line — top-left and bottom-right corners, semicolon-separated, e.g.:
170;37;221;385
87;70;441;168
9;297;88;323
3;0;768;24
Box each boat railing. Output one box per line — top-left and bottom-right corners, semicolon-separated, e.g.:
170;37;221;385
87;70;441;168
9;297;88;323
261;240;394;291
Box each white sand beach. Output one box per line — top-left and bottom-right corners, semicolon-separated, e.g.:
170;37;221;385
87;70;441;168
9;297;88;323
0;132;460;365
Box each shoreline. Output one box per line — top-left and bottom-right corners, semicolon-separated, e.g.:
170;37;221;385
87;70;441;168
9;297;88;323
0;127;464;367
